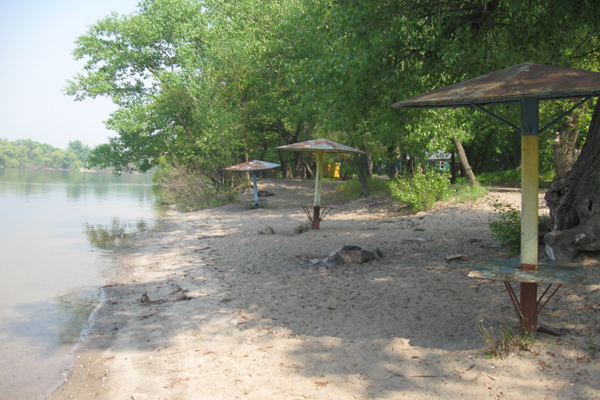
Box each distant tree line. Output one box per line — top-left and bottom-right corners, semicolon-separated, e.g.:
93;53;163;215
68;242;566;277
0;139;91;170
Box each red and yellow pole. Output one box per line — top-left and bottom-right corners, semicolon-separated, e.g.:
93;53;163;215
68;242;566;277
520;97;540;334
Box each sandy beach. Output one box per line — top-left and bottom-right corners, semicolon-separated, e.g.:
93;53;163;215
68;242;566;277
49;179;600;400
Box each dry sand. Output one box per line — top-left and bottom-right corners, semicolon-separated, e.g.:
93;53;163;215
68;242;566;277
49;179;600;400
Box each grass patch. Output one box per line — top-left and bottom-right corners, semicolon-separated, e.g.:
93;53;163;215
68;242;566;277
476;169;556;187
294;220;312;234
450;183;488;203
476;321;535;359
333;173;487;214
333;176;390;201
477;169;522;185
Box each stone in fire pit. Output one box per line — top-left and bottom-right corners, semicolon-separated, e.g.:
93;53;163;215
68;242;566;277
324;245;383;266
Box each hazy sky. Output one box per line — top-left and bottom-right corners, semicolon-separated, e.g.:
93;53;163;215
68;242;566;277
0;0;141;149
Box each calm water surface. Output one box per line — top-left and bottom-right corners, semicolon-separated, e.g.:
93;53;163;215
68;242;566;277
0;169;165;400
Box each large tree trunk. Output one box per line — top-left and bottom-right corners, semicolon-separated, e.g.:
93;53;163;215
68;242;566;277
365;145;373;176
387;145;398;177
545;99;600;261
357;153;370;198
450;151;457;183
554;101;588;179
452;137;479;186
278;150;291;179
400;153;415;174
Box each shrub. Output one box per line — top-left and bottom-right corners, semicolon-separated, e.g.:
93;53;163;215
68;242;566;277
489;201;521;254
388;171;451;213
153;165;235;211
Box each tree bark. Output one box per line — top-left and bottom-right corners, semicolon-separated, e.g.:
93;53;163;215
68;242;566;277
450;151;456;183
554;102;587;179
301;159;314;179
545;99;600;261
365;145;373;176
452;137;479;186
387;145;398;177
358;152;370;198
278;150;291;179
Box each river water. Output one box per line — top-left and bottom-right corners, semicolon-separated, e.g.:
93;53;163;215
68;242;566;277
0;168;165;400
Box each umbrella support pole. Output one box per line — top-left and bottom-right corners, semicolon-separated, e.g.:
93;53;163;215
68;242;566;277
312;206;321;229
301;206;333;229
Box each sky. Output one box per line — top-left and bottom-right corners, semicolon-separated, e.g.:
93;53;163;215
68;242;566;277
0;0;141;149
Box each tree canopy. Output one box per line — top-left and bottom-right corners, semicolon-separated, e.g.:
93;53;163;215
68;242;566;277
67;0;600;179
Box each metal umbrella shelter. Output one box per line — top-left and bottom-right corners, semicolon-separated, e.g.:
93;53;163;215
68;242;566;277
275;139;365;229
392;63;600;334
225;160;280;208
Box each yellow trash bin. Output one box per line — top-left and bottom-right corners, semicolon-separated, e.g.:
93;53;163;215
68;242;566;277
323;162;340;178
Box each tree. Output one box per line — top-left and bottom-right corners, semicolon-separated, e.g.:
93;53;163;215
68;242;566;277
545;99;600;261
67;0;600;195
65;0;222;173
68;140;91;164
452;138;479;186
297;0;600;176
552;101;591;178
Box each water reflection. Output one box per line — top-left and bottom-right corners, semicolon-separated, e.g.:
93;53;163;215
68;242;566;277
83;217;156;252
0;168;158;202
0;168;165;400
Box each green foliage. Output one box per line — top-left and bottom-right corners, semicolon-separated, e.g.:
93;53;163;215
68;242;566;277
0;138;89;170
334;176;389;201
67;0;600;181
294;220;312;234
153;164;235;212
489;202;521;254
475;321;535;359
477;169;522;185
477;169;557;187
450;183;488;204
388;172;451;213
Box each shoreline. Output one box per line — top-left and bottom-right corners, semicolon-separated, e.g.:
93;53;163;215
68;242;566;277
49;179;600;399
41;289;109;400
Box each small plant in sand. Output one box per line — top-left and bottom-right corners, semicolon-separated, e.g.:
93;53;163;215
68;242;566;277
475;321;535;359
294;220;312;234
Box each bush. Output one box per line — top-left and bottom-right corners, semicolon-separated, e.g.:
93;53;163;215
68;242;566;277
489;201;521;254
388;171;451;212
153;164;235;211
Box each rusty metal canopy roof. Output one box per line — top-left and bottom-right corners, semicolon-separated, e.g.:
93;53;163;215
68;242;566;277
225;160;280;171
392;63;600;109
275;139;365;154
